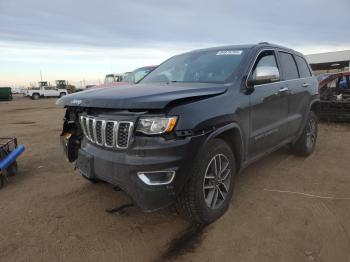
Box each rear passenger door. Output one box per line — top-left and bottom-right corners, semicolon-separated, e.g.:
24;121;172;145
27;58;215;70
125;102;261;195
278;52;313;137
248;49;290;157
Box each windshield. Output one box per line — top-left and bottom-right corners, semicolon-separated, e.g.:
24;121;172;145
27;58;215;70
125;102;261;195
141;49;245;84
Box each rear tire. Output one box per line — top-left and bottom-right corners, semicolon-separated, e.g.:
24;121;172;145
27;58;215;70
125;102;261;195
177;138;236;224
59;92;66;98
32;93;40;100
291;111;318;156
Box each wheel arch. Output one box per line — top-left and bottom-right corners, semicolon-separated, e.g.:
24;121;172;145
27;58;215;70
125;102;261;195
309;99;320;118
204;123;244;173
31;92;40;99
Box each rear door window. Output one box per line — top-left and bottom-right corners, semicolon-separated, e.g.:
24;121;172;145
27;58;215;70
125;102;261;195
295;56;312;78
278;52;299;80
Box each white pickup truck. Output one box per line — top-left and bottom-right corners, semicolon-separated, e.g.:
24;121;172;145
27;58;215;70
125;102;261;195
24;81;68;100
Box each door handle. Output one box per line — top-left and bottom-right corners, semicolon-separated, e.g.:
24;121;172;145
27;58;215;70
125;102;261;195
278;87;289;93
302;83;310;87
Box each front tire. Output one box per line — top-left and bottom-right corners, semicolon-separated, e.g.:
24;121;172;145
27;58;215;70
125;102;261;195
59;92;66;98
32;93;40;100
177;139;236;224
291;111;318;156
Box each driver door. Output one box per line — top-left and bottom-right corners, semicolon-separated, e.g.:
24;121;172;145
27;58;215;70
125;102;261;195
248;49;290;157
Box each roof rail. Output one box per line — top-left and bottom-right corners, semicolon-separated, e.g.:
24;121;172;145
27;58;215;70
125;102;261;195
258;42;270;45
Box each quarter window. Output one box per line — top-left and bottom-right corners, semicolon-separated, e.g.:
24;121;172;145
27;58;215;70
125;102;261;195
278;52;299;80
295;56;312;78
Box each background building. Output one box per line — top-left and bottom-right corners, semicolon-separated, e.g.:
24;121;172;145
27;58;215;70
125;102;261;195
306;50;350;75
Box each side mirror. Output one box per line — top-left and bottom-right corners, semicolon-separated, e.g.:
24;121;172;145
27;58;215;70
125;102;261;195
247;66;280;87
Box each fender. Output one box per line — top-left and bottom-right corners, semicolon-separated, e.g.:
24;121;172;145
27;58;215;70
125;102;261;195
174;122;245;194
205;122;243;143
201;122;245;170
308;97;320;113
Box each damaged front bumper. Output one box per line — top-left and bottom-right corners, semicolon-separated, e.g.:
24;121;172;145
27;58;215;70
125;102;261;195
62;133;205;211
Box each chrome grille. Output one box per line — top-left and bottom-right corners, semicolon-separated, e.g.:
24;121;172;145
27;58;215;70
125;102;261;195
79;116;133;149
105;121;115;147
118;122;131;148
95;120;103;145
88;118;95;142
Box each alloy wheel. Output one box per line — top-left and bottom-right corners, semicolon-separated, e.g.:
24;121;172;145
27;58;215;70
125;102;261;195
203;154;231;209
306;118;316;149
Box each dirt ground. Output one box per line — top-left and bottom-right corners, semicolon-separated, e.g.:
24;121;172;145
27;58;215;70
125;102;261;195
1;96;350;262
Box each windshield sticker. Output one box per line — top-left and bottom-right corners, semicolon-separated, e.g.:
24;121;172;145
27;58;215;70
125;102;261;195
216;50;243;56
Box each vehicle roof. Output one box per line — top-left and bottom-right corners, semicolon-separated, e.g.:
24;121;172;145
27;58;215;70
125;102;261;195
187;42;304;56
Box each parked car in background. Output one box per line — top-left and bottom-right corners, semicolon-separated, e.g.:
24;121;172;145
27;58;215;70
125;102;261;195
102;73;129;88
316;73;331;82
24;81;68;100
10;87;25;94
57;43;319;224
123;66;157;84
318;71;350;122
0;87;13;101
93;66;157;89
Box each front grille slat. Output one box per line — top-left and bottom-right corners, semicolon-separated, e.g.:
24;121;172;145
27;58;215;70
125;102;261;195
105;121;116;147
79;115;133;149
92;119;97;143
88;118;95;142
95;120;103;145
83;117;90;140
80;116;87;137
101;120;106;146
117;122;133;149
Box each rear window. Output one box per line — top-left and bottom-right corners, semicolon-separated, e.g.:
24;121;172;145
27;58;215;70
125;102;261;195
295;56;312;78
278;52;299;80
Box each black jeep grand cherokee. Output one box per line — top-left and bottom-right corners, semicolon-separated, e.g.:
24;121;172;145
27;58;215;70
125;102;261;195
58;43;319;224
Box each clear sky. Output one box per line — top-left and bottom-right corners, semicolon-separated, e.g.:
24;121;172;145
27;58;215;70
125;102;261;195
1;0;349;87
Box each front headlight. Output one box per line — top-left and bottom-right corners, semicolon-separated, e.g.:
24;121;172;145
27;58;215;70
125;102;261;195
136;116;178;135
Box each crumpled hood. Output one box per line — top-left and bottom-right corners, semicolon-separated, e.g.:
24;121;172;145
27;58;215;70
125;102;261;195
56;83;228;109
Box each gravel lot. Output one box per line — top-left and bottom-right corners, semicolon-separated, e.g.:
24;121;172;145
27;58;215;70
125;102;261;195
1;96;350;262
